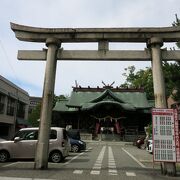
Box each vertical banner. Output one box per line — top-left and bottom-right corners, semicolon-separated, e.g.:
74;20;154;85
115;121;121;134
95;122;100;134
152;109;176;162
174;109;180;162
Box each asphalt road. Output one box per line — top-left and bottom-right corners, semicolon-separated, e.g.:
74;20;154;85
0;141;179;180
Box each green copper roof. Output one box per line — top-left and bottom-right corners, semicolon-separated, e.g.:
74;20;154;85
81;101;135;111
66;89;150;108
53;89;152;112
53;99;69;112
53;99;80;112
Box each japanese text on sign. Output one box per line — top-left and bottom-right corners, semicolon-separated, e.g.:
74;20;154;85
152;109;180;162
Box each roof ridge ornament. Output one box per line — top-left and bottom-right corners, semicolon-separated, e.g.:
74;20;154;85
102;81;115;89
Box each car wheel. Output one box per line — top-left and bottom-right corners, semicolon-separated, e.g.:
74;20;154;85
0;151;9;162
49;151;62;163
71;144;79;153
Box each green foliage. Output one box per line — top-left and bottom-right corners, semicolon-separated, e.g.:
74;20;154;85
28;94;69;127
172;14;180;48
148;122;152;136
28;103;41;127
120;62;180;101
120;14;180;101
163;62;180;101
120;66;154;99
53;94;66;107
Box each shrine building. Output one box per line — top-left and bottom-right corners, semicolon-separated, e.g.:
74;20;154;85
52;85;153;141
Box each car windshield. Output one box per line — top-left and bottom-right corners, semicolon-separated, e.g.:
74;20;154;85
13;129;57;140
14;130;38;140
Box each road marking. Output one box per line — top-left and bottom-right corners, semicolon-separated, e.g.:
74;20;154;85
140;159;153;163
73;170;83;174
0;177;55;180
108;165;116;168
85;147;92;151
64;152;84;165
109;169;118;175
2;161;21;167
64;147;92;165
122;148;146;168
70;147;92;175
126;172;136;176
90;170;100;175
90;145;106;175
108;146;117;176
92;166;101;169
2;147;93;168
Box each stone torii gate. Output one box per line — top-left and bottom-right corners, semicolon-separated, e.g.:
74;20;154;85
11;23;180;175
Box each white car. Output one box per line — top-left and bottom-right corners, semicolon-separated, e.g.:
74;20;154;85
0;127;70;163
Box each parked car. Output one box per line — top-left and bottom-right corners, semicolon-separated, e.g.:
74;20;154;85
0;127;70;163
67;129;80;140
67;129;86;153
0;138;5;142
69;138;86;153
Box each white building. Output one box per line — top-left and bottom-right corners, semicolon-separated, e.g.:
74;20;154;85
0;75;29;139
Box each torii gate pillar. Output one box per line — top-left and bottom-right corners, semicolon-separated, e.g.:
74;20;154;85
148;37;167;108
147;37;176;176
34;38;61;169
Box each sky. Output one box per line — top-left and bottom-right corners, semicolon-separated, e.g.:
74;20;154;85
0;0;179;97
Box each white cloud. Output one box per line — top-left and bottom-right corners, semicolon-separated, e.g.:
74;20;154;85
0;0;179;96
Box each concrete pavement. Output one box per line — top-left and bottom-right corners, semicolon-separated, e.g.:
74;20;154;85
0;141;179;180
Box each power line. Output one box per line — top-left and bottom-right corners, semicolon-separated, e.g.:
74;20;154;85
0;38;22;86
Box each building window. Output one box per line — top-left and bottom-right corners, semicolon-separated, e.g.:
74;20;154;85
7;97;15;116
0;94;5;114
17;101;25;118
0;125;9;136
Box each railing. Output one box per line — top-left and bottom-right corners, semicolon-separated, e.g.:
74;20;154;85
80;133;92;140
124;126;142;142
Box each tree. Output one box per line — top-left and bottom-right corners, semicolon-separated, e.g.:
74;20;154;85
170;14;180;100
28;103;41;127
28;94;69;127
120;62;180;100
53;94;68;107
121;15;180;101
163;62;180;101
120;66;154;99
172;14;180;48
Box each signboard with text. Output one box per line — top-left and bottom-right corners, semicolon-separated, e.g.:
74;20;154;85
152;108;180;162
174;109;180;162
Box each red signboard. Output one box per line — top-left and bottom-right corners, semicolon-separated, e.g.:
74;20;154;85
174;109;180;162
152;108;180;162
